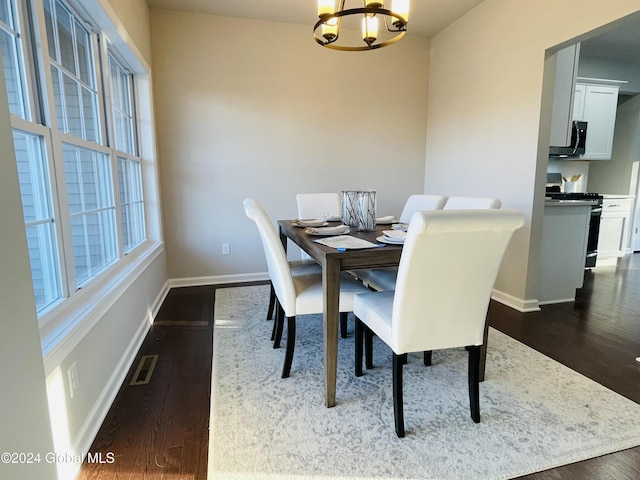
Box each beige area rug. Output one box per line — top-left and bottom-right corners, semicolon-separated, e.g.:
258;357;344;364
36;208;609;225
208;285;640;479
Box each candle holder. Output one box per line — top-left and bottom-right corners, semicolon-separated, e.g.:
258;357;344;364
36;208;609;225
356;190;376;232
342;190;359;228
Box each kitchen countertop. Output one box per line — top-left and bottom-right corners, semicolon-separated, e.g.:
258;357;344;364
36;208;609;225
544;198;598;206
601;194;635;199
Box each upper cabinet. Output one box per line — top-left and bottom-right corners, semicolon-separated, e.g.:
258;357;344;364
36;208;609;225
549;44;581;147
573;79;621;160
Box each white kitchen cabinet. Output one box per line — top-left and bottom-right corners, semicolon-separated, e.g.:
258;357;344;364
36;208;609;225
597;197;633;263
573;81;620;160
538;202;591;304
549;44;580;147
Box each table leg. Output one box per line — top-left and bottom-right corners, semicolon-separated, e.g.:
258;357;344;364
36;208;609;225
322;257;340;407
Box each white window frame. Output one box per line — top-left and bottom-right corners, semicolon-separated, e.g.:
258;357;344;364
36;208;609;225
3;0;162;360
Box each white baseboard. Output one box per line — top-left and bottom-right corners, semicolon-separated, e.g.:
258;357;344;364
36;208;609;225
491;289;540;312
538;297;576;306
169;272;269;288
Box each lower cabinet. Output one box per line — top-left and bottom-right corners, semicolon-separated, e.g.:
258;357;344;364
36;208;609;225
597;198;633;263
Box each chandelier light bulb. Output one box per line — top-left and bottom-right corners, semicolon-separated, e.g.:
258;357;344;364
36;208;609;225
322;17;339;41
362;15;378;45
317;0;335;17
392;0;410;22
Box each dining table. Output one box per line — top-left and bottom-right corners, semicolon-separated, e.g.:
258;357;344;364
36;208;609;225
277;220;489;408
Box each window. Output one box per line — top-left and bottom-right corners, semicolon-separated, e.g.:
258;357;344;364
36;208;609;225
0;0;29;119
13;129;62;311
118;157;145;252
63;143;117;285
108;55;135;155
3;0;150;318
43;0;100;141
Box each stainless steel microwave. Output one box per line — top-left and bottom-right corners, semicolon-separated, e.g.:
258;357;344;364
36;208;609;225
549;121;587;158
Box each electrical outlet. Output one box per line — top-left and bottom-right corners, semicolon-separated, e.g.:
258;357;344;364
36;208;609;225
222;243;230;255
67;362;79;399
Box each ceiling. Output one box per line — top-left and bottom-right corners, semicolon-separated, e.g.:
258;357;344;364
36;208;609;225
145;1;640;68
579;13;640;67
145;0;487;39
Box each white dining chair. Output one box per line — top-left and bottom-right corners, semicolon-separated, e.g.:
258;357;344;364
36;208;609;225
363;195;502;292
243;198;369;378
353;209;524;437
355;194;447;292
398;194;448;223
443;196;502;210
295;192;353;338
296;192;342;220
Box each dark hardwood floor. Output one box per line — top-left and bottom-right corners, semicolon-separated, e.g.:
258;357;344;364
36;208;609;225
79;256;640;479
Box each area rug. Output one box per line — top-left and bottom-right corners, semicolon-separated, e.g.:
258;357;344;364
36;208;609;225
208;285;640;480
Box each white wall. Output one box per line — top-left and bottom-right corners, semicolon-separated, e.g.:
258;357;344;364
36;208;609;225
0;49;57;480
103;0;152;65
424;0;640;310
149;10;430;281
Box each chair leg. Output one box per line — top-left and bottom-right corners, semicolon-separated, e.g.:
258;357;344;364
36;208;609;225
355;317;364;377
273;303;284;349
340;312;348;338
392;353;407;438
468;345;481;423
423;350;432;366
281;316;296;378
271;301;280;342
266;282;276;320
364;326;374;369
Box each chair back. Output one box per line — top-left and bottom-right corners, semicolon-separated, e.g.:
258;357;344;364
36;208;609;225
398;194;448;223
443;196;502;210
391;209;524;354
296;193;341;219
243;198;296;313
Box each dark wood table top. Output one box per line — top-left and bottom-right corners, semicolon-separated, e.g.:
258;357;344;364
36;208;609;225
278;220;403;270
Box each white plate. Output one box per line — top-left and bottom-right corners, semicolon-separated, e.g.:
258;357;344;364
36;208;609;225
305;226;351;236
293;219;328;227
377;235;404;245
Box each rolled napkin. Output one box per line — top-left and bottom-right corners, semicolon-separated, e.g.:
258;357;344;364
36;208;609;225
382;229;406;240
391;223;408;232
305;224;351;235
375;215;397;224
293;218;328;227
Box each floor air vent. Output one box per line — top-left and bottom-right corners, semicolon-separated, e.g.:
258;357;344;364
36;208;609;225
129;354;158;385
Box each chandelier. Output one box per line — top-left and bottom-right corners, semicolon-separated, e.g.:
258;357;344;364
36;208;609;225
314;1;410;51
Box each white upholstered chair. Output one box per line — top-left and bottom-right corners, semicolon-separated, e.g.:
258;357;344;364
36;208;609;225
443;196;502;210
364;195;502;292
356;194;447;292
296;192;342;220
262;195;341;323
398;194;448;223
353;209;524;437
243;198;368;378
295;192;353;338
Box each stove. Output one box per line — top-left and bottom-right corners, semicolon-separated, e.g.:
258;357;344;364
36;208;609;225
546;192;603;201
